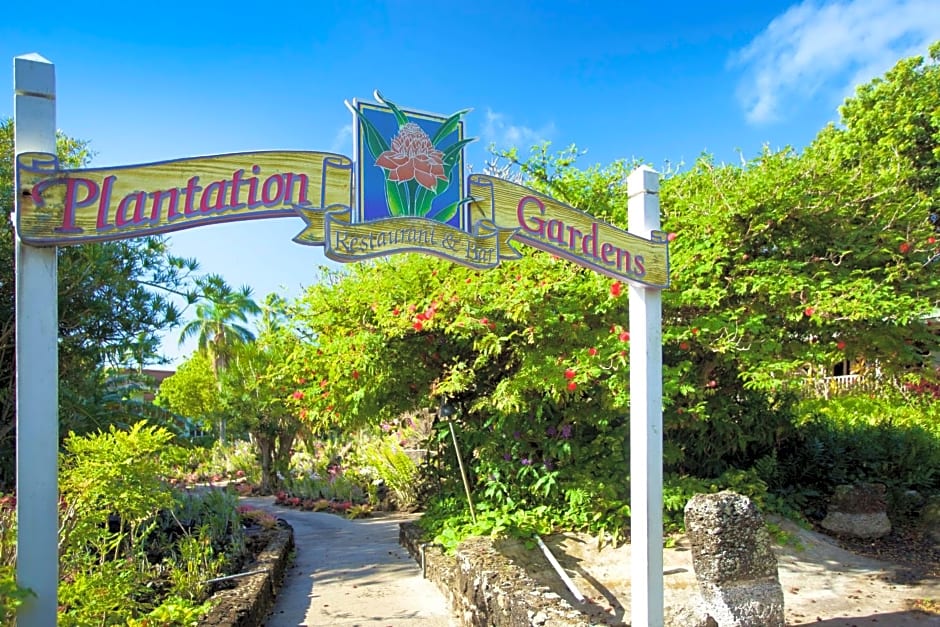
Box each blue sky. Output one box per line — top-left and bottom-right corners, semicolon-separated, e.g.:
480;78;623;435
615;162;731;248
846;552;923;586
4;0;939;366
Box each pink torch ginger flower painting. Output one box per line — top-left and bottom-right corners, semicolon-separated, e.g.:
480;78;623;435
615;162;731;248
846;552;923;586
354;92;472;221
375;123;447;191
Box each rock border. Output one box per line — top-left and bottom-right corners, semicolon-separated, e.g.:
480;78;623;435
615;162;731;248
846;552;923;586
400;522;592;626
199;521;295;626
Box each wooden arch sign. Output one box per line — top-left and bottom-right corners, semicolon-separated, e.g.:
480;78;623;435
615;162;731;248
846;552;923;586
13;56;668;627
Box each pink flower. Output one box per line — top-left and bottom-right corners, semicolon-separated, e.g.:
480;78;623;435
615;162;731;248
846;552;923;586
375;123;447;190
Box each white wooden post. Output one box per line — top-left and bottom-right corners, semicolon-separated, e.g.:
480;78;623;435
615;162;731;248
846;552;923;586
628;165;664;627
13;53;59;627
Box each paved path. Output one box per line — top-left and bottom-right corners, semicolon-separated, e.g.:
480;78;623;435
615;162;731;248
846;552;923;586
239;497;453;626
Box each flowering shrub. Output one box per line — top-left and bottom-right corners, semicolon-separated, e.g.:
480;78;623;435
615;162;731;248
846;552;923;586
283;49;940;547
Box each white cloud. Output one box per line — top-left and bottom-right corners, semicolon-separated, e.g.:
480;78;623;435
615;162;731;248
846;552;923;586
732;0;940;124
329;124;353;153
481;109;556;151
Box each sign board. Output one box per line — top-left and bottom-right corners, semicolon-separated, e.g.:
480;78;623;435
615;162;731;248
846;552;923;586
16;93;669;287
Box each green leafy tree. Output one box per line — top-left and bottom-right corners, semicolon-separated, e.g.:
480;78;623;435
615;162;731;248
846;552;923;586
0;119;201;488
287;248;645;536
154;351;221;434
220;297;302;493
661;48;940;392
178;276;261;441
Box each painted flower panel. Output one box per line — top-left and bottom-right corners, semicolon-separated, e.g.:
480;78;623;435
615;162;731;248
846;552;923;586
355;95;471;226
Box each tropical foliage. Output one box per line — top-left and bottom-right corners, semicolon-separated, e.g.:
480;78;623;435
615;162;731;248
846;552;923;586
1;424;258;626
178;276;261;441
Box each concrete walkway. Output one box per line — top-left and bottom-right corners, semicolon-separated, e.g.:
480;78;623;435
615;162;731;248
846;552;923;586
239;497;453;626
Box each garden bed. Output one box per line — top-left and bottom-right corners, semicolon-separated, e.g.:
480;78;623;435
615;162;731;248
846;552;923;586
199;520;294;626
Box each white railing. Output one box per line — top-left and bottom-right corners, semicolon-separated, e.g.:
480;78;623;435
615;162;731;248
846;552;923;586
803;373;887;399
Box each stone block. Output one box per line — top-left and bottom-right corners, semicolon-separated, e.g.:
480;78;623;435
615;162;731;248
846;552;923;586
821;483;891;539
684;491;779;584
684;491;784;627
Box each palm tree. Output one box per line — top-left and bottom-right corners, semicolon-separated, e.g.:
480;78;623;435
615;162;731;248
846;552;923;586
179;276;261;441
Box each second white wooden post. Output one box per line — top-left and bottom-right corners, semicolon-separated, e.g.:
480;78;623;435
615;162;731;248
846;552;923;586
627;165;664;627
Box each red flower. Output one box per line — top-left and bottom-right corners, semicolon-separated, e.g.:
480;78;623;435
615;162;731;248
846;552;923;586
566;381;577;391
836;341;846;351
564;368;576;380
804;306;815;317
413;321;424;331
619;331;630;342
292;390;304;400
375;122;447;190
610;281;622;297
679;341;690;351
899;241;911;254
929;237;937;245
588;347;598;356
352;370;360;379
